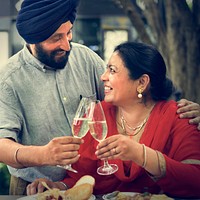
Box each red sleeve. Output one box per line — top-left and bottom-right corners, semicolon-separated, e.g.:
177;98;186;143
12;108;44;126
61;132;98;188
155;104;200;198
142;101;200;198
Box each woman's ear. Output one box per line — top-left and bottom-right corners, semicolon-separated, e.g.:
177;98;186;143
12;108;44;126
136;74;150;99
138;74;150;89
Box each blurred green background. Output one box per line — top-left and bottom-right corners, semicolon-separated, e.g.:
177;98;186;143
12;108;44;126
0;163;10;194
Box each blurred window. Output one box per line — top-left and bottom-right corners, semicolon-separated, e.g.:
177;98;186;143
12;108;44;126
103;29;128;63
73;18;102;56
0;31;9;68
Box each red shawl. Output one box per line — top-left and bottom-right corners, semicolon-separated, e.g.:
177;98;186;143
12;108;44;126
63;100;200;198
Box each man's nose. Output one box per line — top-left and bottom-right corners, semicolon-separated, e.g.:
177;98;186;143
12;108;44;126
60;36;71;51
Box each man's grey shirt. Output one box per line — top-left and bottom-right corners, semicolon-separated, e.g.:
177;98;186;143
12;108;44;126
0;42;105;182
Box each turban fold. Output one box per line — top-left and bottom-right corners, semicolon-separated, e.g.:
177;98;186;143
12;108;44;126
16;0;80;44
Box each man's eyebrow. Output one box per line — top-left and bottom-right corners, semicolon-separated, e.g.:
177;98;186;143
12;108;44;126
51;27;73;37
52;33;61;36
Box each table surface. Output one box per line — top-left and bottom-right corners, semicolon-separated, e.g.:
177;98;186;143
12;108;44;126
0;196;23;200
0;195;198;200
0;195;104;200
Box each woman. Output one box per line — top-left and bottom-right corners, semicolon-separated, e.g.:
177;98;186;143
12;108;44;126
27;42;200;198
94;42;200;198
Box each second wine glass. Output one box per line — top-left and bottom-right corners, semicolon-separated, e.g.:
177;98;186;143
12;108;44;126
88;100;118;175
57;97;92;173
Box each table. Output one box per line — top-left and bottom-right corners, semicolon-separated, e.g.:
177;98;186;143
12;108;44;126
0;195;104;200
0;195;198;200
0;196;23;200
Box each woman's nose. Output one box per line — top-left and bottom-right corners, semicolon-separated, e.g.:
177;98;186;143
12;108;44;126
100;70;108;81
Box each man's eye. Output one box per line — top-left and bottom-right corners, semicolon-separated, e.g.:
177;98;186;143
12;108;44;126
67;30;72;35
56;36;62;40
51;35;61;42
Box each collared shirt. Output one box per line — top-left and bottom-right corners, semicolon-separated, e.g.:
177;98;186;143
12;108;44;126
0;42;105;182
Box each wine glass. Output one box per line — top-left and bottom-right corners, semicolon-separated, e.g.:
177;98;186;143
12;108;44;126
88;100;118;175
72;97;93;138
57;97;93;173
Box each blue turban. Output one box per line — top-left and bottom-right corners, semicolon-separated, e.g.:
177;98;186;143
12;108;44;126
16;0;80;44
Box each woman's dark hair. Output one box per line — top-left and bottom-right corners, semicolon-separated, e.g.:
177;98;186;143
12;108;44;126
114;42;175;101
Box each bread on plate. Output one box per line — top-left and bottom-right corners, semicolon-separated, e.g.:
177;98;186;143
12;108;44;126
64;175;95;200
37;175;95;200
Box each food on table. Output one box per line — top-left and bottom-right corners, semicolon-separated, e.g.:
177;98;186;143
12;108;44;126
115;192;173;200
64;182;93;200
64;175;95;200
37;175;95;200
73;175;95;188
36;187;64;200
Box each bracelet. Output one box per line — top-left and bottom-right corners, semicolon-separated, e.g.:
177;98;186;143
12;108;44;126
14;148;21;165
14;148;24;167
155;150;166;177
59;181;69;190
142;144;147;168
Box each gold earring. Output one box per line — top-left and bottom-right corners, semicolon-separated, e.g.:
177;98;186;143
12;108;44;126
137;88;143;99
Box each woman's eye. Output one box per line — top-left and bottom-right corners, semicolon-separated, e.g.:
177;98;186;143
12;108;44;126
109;67;116;73
106;65;116;74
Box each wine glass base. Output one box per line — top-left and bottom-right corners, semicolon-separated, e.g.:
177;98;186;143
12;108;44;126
97;164;118;175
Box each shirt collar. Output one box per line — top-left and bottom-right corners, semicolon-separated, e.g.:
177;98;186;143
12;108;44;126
22;44;47;72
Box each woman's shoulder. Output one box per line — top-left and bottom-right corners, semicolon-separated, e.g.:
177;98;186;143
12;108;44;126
154;100;197;132
155;100;177;114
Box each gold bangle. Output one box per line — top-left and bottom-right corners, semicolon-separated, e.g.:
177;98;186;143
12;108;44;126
59;181;69;190
155;150;166;177
142;144;147;168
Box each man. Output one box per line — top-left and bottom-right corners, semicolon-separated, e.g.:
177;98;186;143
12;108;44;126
0;0;105;195
0;0;199;195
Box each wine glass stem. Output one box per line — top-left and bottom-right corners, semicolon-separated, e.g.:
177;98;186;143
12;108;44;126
57;164;78;173
103;159;112;169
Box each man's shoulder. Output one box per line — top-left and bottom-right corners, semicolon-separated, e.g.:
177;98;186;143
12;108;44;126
70;42;104;65
71;42;90;50
0;50;24;82
71;42;100;56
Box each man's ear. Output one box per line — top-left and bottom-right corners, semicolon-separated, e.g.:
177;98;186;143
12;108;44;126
28;44;36;56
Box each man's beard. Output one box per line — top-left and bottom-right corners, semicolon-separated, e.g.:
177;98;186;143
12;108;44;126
34;43;72;70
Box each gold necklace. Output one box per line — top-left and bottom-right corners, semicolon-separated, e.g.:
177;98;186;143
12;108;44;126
120;112;149;137
119;103;155;138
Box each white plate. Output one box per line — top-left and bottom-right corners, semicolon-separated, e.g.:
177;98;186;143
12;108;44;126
17;193;96;200
103;192;137;200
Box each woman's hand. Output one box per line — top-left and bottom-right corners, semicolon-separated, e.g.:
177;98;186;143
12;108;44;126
26;178;60;195
95;134;141;161
40;136;83;166
177;99;200;130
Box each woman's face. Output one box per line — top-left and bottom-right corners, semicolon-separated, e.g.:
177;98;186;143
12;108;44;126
101;51;138;106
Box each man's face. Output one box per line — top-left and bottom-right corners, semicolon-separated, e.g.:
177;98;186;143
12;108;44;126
30;21;73;69
34;42;72;69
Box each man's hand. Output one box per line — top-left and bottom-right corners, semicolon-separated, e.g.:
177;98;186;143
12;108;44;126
26;178;60;195
42;136;83;166
177;99;200;130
